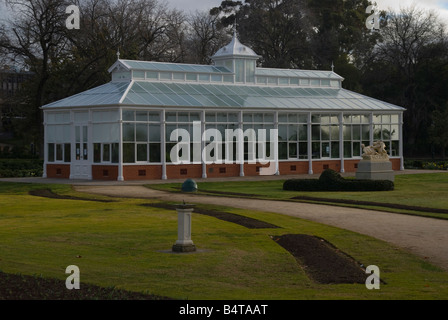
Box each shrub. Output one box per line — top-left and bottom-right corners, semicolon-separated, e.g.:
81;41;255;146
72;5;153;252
0;159;43;178
319;168;344;186
283;169;394;192
404;159;448;170
283;179;322;191
404;159;424;169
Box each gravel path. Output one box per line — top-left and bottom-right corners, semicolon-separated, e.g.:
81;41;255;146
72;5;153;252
75;184;448;272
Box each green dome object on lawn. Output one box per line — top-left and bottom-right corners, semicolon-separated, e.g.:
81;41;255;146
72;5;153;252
181;178;198;192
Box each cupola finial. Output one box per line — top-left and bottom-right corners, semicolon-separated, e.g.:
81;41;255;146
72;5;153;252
233;16;237;38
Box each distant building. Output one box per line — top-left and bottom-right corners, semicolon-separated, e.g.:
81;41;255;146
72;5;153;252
41;34;405;180
0;67;34;132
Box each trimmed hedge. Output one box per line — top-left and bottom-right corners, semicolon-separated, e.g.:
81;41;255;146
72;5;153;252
283;169;394;192
0;159;43;178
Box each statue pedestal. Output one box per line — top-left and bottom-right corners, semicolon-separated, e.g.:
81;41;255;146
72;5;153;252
172;204;196;253
356;160;395;182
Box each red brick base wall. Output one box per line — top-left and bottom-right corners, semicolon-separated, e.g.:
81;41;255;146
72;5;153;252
165;164;201;179
343;160;360;172
390;158;401;171
123;165;163;180
206;164;240;178
46;164;70;179
46;158;402;180
278;161;309;175
92;165;118;181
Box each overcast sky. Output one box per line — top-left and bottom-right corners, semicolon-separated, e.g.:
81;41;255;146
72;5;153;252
1;0;448;25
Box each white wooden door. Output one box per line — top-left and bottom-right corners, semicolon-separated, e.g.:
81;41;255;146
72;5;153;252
71;124;91;179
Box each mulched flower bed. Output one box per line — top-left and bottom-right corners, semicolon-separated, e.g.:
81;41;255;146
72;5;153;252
272;234;367;284
29;189;114;202
142;202;279;229
0;271;170;300
291;195;448;214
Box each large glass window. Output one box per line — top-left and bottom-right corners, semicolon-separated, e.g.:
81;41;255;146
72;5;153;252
373;114;400;156
93;143;119;164
46;123;71;163
205;112;239;163
343;114;370;159
235;59;244;83
245;60;255;83
241;112;277;162
92;115;120;164
123;143;135;163
312;114;340;159
278;113;308;160
120;110;163;163
165;111;200;163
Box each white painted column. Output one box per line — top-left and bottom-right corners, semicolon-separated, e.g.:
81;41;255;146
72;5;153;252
399;112;405;171
69;111;75;179
369;112;374;145
42;112;47;178
201;110;207;178
161;109;167;180
239;110;244;177
87;110;93;180
339;112;345;173
307;112;313;175
274;111;280;175
117;108;124;181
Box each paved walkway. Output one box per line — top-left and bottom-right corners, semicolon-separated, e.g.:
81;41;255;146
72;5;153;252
74;182;448;272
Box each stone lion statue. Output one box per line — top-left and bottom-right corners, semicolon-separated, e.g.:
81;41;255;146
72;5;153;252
361;141;389;160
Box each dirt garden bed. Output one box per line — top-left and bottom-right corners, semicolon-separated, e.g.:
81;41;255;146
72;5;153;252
0;271;170;300
29;189;115;202
272;234;368;284
142;202;279;229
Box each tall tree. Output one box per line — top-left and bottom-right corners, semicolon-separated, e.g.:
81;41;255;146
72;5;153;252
0;0;188;156
362;5;448;156
429;104;448;160
0;0;70;154
211;0;312;69
185;10;229;65
210;0;380;77
306;0;382;90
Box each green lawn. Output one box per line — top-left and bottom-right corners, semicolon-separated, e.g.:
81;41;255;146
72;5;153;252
1;181;448;299
147;173;448;219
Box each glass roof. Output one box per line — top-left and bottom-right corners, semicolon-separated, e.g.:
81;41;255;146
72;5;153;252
42;81;404;111
255;68;343;80
120;60;232;74
42;82;130;108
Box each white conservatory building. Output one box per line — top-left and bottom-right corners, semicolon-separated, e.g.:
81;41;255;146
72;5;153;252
41;34;404;181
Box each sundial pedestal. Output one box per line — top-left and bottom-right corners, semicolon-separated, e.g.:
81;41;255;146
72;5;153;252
172;204;196;253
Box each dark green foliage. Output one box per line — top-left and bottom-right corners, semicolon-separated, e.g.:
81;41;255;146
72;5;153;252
181;178;198;192
404;159;424;169
0;159;43;177
283;169;394;192
318;168;345;186
404;159;448;170
283;178;323;192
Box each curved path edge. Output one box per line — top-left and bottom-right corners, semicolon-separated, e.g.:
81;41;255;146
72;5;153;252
74;185;448;272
